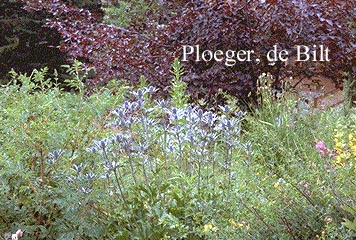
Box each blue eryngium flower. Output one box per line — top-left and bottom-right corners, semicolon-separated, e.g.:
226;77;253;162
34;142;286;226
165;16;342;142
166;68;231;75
100;173;111;179
73;163;82;173
197;109;203;118
145;86;157;94
186;132;196;143
221;116;233;130
113;134;124;143
131;89;143;99
219;105;231;114
94;139;110;150
112;108;126;119
89;147;98;154
48;149;64;160
156;99;166;109
80;187;92;194
47;159;56;165
137;98;144;108
105;161;120;171
202;111;216;127
85;172;95;180
235;110;245;119
124;100;130;110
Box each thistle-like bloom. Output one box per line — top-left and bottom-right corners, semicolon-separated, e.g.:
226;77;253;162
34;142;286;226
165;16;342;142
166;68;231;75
89;147;98;154
197;109;203;118
105;161;120;171
48;149;64;160
156;99;166;109
202;111;216;127
85;172;95;180
145;86;157;94
221;116;233;129
124;100;130;110
73;163;82;173
94;139;110;150
137;98;144;108
131;89;143;99
186;132;196;143
80;187;93;194
235;110;245;119
112;108;125;119
219;105;231;114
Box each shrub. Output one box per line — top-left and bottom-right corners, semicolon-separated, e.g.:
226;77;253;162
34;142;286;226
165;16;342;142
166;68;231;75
1;60;356;239
241;74;356;239
0;0;68;83
87;61;245;238
0;64;126;238
102;0;160;27
24;0;356;106
332;112;356;233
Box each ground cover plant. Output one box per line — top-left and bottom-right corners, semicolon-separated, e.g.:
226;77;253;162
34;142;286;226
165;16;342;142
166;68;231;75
1;60;356;239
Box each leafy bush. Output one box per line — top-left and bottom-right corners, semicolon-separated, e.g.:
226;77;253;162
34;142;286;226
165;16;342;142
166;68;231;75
332;112;356;233
24;0;356;105
1;61;356;239
102;0;160;27
0;64;127;238
84;60;245;239
0;0;68;83
240;74;356;239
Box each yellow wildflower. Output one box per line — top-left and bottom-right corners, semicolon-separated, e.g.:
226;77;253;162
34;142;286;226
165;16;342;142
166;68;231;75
334;147;343;155
349;133;354;142
334;132;343;140
351;146;356;156
229;219;237;229
246;223;250;231
204;224;217;233
204;224;212;233
274;181;282;190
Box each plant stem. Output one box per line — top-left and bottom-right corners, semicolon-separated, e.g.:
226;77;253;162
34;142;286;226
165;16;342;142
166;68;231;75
113;168;129;208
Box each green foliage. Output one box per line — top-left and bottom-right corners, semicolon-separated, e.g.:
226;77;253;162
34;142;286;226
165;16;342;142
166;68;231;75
62;60;92;95
0;65;125;239
343;73;356;115
333;110;356;234
242;74;355;239
1;66;356;239
67;0;101;8
103;0;159;27
342;205;356;232
103;1;131;27
169;58;189;108
0;36;19;56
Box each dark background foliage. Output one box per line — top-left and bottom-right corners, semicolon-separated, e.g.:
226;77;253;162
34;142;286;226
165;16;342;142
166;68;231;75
156;0;356;102
9;0;356;104
0;0;67;82
0;0;103;83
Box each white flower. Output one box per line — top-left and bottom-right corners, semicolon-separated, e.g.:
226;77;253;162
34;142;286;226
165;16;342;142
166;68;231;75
11;229;23;240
